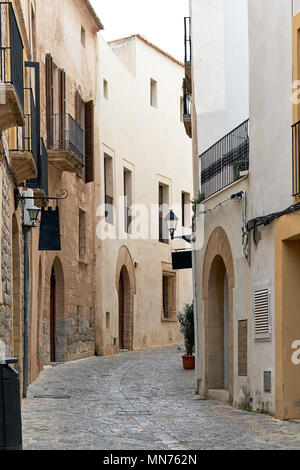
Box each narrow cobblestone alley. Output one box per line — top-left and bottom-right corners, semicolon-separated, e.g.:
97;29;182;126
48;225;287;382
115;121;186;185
22;347;300;450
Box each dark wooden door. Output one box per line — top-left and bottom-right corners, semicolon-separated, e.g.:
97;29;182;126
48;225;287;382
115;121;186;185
119;272;124;350
50;268;56;362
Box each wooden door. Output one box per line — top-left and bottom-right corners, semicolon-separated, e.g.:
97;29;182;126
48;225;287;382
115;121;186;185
119;272;124;350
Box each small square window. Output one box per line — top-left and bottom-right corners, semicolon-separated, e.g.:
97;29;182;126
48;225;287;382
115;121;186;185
81;26;86;47
103;79;108;99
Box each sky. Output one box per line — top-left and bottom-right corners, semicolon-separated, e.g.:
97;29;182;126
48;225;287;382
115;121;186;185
90;0;189;62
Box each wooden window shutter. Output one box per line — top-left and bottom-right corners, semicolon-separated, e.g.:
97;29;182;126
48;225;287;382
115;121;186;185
254;287;271;341
85;100;94;183
58;69;66;115
58;69;66;147
75;90;80;124
45;53;54;147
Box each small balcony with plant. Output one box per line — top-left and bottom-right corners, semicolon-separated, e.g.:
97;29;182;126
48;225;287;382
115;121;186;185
200;120;249;200
0;1;25;132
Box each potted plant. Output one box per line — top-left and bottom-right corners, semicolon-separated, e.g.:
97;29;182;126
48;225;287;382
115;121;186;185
178;303;195;370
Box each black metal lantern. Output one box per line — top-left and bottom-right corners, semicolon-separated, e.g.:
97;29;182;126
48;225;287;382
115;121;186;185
27;205;41;225
165;210;179;240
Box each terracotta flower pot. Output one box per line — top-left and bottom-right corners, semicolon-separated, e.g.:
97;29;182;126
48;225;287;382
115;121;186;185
182;355;195;370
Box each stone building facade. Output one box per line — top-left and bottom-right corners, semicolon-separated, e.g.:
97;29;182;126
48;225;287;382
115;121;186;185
95;35;193;356
0;0;194;399
0;0;102;396
190;0;300;419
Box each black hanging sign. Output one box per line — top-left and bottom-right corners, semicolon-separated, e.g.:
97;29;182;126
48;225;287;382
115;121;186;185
38;206;61;251
172;251;192;270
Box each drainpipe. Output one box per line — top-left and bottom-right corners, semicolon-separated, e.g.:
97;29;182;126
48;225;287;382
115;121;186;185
23;224;30;398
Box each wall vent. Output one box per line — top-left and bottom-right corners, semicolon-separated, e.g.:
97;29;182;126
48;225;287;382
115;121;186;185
254;287;271;341
264;371;272;393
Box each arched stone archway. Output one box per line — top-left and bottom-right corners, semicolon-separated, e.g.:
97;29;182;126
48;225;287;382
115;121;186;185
48;257;65;363
202;227;235;402
116;246;136;351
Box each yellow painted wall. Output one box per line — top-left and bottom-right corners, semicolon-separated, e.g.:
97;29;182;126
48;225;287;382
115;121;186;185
275;214;300;419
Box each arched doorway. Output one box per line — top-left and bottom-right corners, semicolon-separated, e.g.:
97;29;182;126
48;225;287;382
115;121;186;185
116;246;136;351
203;227;235;402
50;267;56;362
37;257;43;370
207;256;229;390
118;266;132;350
49;257;64;363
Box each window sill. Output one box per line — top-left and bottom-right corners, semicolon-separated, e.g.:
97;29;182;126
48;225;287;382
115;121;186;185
78;258;89;267
161;316;177;323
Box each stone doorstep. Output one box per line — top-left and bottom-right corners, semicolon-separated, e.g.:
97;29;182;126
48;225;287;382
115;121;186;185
207;388;230;404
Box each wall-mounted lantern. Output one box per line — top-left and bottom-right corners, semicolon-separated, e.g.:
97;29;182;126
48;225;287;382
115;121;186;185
21;189;41;228
165;209;191;244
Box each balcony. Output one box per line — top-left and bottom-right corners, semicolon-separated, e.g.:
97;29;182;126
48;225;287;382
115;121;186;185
0;2;25;131
184;17;192;93
200;120;249;200
9;88;37;185
47;113;85;173
183;92;192;138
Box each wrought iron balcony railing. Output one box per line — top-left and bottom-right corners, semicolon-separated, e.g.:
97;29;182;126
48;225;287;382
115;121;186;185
184;17;191;64
0;2;24;110
47;113;85;162
292;120;300;196
200;120;249;200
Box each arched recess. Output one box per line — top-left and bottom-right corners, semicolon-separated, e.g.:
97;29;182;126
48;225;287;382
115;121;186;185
49;257;65;362
202;227;235;402
115;246;136;351
12;215;22;374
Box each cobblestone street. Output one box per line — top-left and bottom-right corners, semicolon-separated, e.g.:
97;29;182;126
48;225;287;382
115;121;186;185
22;347;300;450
